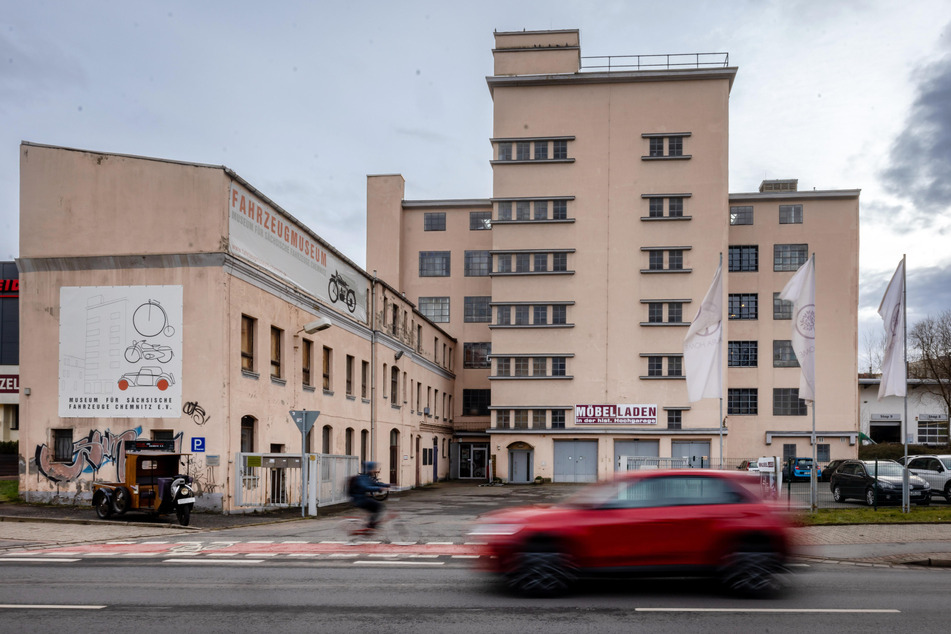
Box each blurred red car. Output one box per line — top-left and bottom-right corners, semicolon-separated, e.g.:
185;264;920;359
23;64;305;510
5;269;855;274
469;469;792;597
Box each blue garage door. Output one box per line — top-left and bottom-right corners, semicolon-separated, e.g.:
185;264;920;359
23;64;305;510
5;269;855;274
553;440;598;482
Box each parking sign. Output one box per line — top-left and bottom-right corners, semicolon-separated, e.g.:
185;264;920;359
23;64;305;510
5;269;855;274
191;437;206;452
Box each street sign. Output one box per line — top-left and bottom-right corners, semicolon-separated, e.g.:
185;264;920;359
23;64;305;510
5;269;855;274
289;409;320;434
191;437;206;452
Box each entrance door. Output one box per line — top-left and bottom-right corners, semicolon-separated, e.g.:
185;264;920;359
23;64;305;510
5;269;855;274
389;429;400;485
553;440;598;482
509;450;533;483
458;443;488;479
671;441;711;468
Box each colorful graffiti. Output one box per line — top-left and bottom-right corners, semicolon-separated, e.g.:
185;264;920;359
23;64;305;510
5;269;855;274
34;427;184;483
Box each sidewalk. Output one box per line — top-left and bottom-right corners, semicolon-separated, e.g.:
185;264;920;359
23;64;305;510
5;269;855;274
4;481;951;567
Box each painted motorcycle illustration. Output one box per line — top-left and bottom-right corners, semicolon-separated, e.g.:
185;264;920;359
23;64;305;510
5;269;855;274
328;270;357;313
124;339;174;363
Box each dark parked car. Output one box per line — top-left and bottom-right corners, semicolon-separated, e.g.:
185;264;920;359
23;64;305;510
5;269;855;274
469;470;793;598
830;459;931;506
819;459;846;482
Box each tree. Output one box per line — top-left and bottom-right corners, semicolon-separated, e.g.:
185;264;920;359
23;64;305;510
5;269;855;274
908;309;951;421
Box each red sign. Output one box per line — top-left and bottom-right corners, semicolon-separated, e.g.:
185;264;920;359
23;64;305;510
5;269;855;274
0;279;17;297
0;375;19;394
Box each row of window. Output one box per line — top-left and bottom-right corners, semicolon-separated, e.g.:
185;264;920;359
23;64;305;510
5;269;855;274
728;244;808;272
496;409;568;430
420;251;573;277
727;388;807;416
495;139;570;162
494;356;568;378
730;293;796;320
730;204;804;226
381;362;452;420
728;340;800;368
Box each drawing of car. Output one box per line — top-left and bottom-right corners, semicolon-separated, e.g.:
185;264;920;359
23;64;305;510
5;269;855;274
117;366;175;391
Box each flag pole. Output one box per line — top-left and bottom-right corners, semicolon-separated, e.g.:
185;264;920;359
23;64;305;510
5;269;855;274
718;252;723;468
902;254;909;513
811;254;817;512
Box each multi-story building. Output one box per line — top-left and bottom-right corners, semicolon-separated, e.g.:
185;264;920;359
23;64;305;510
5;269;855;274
0;261;19;445
368;29;860;482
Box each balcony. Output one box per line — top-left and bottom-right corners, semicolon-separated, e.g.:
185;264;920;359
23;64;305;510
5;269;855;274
581;52;729;72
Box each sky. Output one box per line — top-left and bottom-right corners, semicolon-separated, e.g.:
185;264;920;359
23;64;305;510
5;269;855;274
3;0;951;371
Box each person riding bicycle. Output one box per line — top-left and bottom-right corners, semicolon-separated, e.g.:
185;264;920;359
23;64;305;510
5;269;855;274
348;461;390;531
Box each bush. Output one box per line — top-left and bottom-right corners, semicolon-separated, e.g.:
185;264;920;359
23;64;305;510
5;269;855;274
0;441;17;455
859;442;951;461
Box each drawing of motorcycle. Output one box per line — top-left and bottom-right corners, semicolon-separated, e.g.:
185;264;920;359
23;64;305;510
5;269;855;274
125;339;174;363
328;270;357;313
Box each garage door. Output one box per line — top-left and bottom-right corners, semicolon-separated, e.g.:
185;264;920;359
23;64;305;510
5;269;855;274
671;440;711;468
614;440;659;471
553;440;598;483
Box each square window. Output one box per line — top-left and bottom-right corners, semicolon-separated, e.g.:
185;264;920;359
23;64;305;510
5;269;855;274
779;204;803;224
469;211;492;230
648;303;663;323
649;137;664;157
52;429;74;462
551;410;566;428
728;293;758;320
774;244;808;271
668;302;683;323
553;140;568;159
423;212;446;231
773;388;807;415
728;245;758;272
419;297;450;323
515;253;531;272
464;296;491;323
730;206;753;225
552;253;568;271
534;253;548;272
728;341;758;367
516;201;531;220
496;306;511;325
649;198;664;218
533;357;547;376
552;357;566;376
515;305;530;325
773;293;793;320
497;358;510;377
649;251;664;270
727;388;758;415
648;356;663;376
463;342;491;369
463;389;490;416
668;250;683;270
552;200;568;220
464;250;490;276
667;356;682;377
668;136;683;156
514;358;529;376
534;141;548;160
419;251;451;277
497;254;512;273
552;305;567;325
667;410;682;429
773;340;800;367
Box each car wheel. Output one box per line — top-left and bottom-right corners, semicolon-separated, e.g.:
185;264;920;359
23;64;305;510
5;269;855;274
832;485;846;503
865;488;877;507
94;491;112;519
720;543;783;598
944;483;951;502
118;379;130;391
506;541;576;598
176;504;192;526
113;486;131;515
156;379;169;391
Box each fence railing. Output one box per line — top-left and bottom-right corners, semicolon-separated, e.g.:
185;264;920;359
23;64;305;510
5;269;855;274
581;52;730;72
234;452;358;515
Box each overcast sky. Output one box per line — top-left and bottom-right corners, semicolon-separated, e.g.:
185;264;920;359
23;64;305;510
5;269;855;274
3;0;950;370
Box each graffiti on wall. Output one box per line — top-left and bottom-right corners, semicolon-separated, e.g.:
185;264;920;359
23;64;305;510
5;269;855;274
34;427;184;484
183;400;210;426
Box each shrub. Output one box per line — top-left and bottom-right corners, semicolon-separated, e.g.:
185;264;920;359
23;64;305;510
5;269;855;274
0;441;17;455
859;442;951;461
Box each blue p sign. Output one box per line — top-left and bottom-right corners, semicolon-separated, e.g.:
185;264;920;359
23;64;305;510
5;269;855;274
191;437;206;453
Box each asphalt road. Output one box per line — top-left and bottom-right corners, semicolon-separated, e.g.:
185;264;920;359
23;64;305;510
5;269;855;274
0;559;945;633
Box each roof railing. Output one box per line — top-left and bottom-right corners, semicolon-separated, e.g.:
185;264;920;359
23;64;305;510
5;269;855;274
581;52;730;72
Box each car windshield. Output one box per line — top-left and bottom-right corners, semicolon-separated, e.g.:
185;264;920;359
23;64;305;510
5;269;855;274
559;474;751;509
941;458;951;470
861;461;905;477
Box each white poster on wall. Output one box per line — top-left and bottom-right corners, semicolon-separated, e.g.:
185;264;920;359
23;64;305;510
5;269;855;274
59;285;183;418
228;182;368;323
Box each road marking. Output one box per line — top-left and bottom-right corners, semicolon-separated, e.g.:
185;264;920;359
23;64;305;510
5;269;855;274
0;558;80;563
163;559;265;564
0;604;105;610
353;560;445;566
634;608;901;614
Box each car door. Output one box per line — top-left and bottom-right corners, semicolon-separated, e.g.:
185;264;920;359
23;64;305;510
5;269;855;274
907;457;943;491
836;462;864;498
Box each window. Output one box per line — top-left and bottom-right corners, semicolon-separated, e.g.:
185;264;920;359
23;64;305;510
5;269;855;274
551;410;566;429
419;297;450;323
817;444;830;462
241;315;255;372
649;251;664;271
668;302;683;323
516;141;530;160
419;251;451;277
773;388;807;415
774;244;808;271
533;410;547;429
302;339;313;387
516;201;530;220
779;204;803;224
463;389;490;416
497;358;510;377
667;410;682;430
498;142;512;161
552;252;568;271
345;428;354;456
918;421;950;445
52;429;73;462
361;360;369;399
552;357;566;376
552;305;567;325
728;293;758;320
773;293;793;320
553;140;568;159
515;305;530;325
645;249;684;271
533;200;548;220
470;211;491;230
649;137;664;157
647;302;683;324
728;389;758;415
728;341;758;367
533;141;548;160
497;201;512;221
496;306;511;325
644;135;688;158
668;250;683;270
497;410;510;429
668;197;683;217
730;206;753;225
533;253;548;272
346;355;354;396
668;137;683;156
322;425;332;453
533;357;546;376
533;305;547;325
464;251;490;276
647;356;681;377
424;212;446;231
648;356;663;376
390;366;399;405
464;296;491;323
514;358;529;377
464;342;491;369
497;254;512;273
773;340;800;367
728;245;758;272
270;326;283;379
552;200;567;220
648;303;664;323
241;417;255;452
668;356;682;377
322;346;332;391
649;198;664;218
515;253;530;272
514;410;528;429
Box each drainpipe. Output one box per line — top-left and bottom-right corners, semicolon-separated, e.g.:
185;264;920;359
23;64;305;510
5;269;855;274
370;271;377;462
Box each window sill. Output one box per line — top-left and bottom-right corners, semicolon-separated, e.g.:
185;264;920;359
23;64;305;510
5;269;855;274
391;404;401;410
490;324;574;329
639;376;686;380
639;322;688;327
362;398;371;404
492;219;576;225
640;216;692;221
303;385;316;393
491;271;574;277
270;376;286;387
490;158;576;165
640;269;692;274
489;375;574;380
641;155;692;161
346;395;356;401
242;370;260;380
323;389;334;397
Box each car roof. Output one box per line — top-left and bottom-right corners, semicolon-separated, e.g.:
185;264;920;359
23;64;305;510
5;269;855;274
616;469;751;481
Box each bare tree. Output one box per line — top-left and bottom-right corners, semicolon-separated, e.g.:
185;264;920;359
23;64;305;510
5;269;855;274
908;309;951;419
862;329;886;374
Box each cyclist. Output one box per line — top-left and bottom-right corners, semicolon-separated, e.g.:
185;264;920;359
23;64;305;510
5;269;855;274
348;461;390;531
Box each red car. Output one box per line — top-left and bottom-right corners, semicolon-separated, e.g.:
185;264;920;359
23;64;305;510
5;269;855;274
469;470;792;597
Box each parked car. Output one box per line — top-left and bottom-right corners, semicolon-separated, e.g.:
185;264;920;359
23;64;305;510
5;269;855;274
737;459;759;472
904;455;951;502
782;458;821;482
93;445;195;525
819;459;846;482
469;470;792;598
830;459;931;506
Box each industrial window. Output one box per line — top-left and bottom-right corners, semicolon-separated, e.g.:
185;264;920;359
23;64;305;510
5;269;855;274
52;429;73;462
464;296;491;323
463;342;491;369
649;137;664;157
728;341;758;367
730;206;753;225
322;346;332;391
419;297;450;323
496;410;510;429
773;340;800;367
552;357;567;376
496;358;510;377
514;358;529;377
516;142;530;160
648;356;663;376
668;197;683;217
551;410;566;429
649;251;664;270
533;305;547;325
534;253;548;272
469;211;492;230
727;389;758;415
667;410;682;429
516;201;531;220
533;200;548;220
773;388;807;415
553;140;568;159
496;254;512;273
533;141;548;160
533;411;547;429
498;201;512;220
498;143;512;161
728;245;758;272
302;339;313;387
668;302;683;323
514;305;530;325
533;357;547;376
649;198;664;218
270;326;283;379
514;410;529;429
552;253;568;271
728;293;758;320
773;293;793;320
515;253;531;272
774;244;808;272
779;204;803;224
918;421;949;445
423;212;446;231
552;200;568;219
419;251;451;277
667;356;682;376
464;250;490;276
648;303;664;323
552;305;567;324
346;355;354;396
496;306;511;325
241;314;255;372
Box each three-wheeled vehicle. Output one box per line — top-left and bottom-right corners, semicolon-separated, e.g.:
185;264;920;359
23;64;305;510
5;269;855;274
92;440;196;526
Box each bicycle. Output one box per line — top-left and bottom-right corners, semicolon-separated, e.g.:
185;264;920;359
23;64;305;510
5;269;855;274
335;510;415;544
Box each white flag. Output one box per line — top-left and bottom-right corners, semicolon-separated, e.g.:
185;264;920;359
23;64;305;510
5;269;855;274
683;263;722;402
878;258;906;400
779;254;816;403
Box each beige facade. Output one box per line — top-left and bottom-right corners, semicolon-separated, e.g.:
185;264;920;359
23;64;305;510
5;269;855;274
18;143;455;510
367;29;861;482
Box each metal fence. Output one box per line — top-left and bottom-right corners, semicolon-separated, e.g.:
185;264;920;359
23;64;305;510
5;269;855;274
234;452;358;515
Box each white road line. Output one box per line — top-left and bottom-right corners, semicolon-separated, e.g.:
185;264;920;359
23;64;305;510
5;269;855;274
451;555;479;559
0;604;105;610
286;553;319;558
282;541;308;544
426;541;454;545
328;553;359;558
634;608;901;614
409;554;440;559
0;558;80;563
247;541;274;544
163;559;265;564
353;560;445;566
105;541;135;545
203;553;238;557
140;541;169;545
